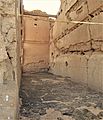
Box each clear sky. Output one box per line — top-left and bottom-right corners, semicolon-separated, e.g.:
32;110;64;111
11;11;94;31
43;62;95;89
23;0;61;15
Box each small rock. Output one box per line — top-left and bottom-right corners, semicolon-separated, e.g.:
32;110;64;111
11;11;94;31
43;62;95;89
85;102;96;108
72;108;85;120
57;117;64;120
39;109;46;116
32;113;40;120
61;107;75;116
95;101;103;109
73;108;99;120
97;111;103;119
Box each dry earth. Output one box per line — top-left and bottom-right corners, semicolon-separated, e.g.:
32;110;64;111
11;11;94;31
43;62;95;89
19;72;103;120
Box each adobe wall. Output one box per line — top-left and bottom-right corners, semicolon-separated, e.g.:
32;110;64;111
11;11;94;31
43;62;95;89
50;0;103;92
0;0;21;119
23;12;50;72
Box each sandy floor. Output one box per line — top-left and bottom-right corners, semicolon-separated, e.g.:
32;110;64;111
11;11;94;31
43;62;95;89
19;72;103;120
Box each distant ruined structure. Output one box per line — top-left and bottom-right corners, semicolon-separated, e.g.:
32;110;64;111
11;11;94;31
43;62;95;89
22;10;50;72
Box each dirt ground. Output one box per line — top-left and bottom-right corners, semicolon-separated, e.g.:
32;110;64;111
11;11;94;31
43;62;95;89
19;72;103;120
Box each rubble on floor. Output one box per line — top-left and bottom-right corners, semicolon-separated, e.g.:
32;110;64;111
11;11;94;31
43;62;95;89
19;72;103;120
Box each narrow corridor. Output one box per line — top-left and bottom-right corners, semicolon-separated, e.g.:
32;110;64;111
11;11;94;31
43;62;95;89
20;72;103;120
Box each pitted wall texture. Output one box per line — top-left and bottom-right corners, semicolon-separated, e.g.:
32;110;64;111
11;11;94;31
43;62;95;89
0;0;21;119
50;0;103;92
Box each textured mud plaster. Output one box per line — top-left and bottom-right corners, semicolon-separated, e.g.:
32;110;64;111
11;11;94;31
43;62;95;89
50;0;103;92
23;11;50;73
88;53;103;91
0;0;21;119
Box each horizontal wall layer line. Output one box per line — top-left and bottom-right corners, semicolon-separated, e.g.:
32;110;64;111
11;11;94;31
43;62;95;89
24;40;49;44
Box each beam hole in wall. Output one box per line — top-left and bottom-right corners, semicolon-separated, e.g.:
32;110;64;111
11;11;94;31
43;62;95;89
89;14;94;18
34;23;37;27
65;61;68;67
60;9;63;13
34;18;38;21
6;32;8;35
21;30;23;35
51;52;54;56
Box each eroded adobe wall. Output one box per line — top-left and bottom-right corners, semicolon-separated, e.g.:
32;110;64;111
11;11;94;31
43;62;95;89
23;11;50;73
50;0;103;92
0;0;21;119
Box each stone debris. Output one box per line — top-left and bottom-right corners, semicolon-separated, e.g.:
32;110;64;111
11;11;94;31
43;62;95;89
61;107;75;116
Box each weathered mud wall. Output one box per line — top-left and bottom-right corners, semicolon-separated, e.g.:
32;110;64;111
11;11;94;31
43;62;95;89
50;0;103;92
23;11;50;72
0;0;21;119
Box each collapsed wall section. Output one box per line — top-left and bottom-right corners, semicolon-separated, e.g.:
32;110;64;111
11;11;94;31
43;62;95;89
0;0;21;119
50;0;103;92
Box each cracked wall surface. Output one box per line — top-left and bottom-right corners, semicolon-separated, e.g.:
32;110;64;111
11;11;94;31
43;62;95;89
50;0;103;92
23;11;50;73
0;0;21;119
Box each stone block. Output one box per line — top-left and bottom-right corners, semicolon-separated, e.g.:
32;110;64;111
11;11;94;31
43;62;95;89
53;14;67;39
90;13;103;40
56;24;90;50
66;1;88;21
87;0;103;14
69;41;91;51
67;24;90;44
92;41;103;50
51;54;88;84
56;37;91;52
67;54;88;84
88;53;103;91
